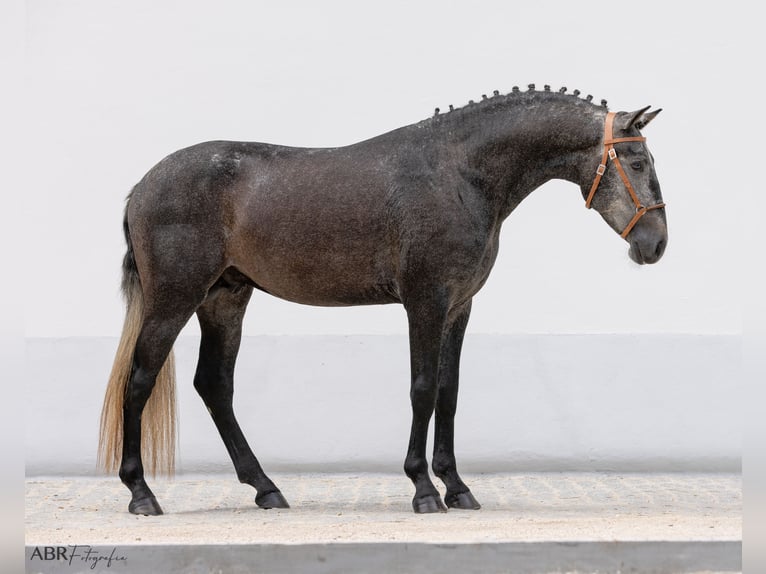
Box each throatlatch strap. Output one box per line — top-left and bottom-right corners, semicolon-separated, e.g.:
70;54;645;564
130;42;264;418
585;112;665;238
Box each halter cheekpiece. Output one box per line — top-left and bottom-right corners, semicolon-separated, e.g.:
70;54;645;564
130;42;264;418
585;112;665;238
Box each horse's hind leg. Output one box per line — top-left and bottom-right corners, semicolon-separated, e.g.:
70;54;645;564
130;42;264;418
193;280;289;509
432;300;481;510
121;305;199;515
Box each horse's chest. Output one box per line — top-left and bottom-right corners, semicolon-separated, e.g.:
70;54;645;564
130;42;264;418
460;235;500;297
402;226;500;302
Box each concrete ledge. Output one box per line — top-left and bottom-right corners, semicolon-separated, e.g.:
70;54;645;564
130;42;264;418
24;541;742;574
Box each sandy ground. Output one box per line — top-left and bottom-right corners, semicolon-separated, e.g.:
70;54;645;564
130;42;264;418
26;472;741;546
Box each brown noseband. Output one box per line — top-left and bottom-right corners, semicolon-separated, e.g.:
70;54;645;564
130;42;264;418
585;112;665;239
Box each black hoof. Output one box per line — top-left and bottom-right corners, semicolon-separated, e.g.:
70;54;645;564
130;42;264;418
256;490;290;509
412;494;448;514
445;491;481;510
128;496;164;516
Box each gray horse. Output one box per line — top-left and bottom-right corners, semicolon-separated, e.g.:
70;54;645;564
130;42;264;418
98;85;666;515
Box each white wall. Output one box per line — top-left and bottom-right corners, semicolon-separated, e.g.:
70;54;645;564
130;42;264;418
23;0;747;338
26;334;740;475
23;1;755;475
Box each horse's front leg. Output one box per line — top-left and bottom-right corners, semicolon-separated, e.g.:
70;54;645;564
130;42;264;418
432;300;481;510
403;294;449;513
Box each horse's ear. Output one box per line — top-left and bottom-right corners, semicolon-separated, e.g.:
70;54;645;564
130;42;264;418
619;107;662;131
634;108;662;130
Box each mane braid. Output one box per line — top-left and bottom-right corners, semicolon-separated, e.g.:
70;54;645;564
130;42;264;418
428;84;608;122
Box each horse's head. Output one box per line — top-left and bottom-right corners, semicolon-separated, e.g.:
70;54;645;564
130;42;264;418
582;107;667;264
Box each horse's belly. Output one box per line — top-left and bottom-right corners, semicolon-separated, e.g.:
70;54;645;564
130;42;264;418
230;227;400;306
242;259;400;306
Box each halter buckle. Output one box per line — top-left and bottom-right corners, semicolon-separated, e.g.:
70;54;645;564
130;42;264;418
596;164;606;176
608;148;617;161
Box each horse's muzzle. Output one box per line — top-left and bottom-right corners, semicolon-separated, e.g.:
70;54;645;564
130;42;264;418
628;229;667;265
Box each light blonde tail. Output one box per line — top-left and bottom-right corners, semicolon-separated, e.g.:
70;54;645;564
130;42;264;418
97;268;177;477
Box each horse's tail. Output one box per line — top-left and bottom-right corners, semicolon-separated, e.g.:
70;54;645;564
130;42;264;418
97;203;177;477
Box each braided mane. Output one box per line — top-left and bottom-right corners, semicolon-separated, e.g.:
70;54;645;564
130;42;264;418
429;84;608;120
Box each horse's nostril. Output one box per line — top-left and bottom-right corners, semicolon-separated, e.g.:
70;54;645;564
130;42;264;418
654;239;666;258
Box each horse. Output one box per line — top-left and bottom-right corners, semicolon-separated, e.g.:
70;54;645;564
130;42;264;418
98;84;667;516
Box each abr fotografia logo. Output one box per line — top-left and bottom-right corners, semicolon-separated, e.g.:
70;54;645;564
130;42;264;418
28;545;128;569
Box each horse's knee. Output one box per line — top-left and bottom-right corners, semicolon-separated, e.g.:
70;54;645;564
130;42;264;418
410;375;437;411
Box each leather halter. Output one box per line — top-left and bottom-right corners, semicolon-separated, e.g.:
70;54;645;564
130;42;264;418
585;112;665;239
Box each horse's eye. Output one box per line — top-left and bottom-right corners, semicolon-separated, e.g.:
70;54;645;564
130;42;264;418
630;161;643;171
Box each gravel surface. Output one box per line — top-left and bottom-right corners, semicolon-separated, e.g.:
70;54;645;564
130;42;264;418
26;472;741;546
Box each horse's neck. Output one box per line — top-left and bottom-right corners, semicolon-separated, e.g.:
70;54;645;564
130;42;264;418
438;99;604;221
